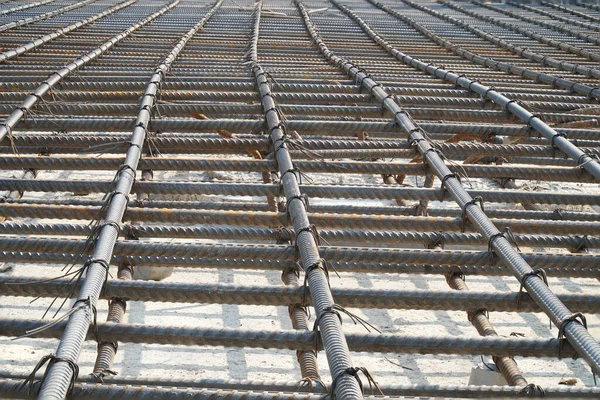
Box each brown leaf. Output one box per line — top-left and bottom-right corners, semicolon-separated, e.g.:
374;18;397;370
248;150;262;159
216;129;234;138
463;155;484;164
559;378;578;386
192;113;209;120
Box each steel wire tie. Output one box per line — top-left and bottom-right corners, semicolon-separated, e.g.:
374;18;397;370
280;167;312;186
19;354;79;396
516;382;546;397
440;173;460;202
15;293;101;343
294;224;328;261
516;269;548;312
577;152;600;170
274;226;294;245
286;194;310;214
572;235;590;253
550;132;568;158
460;196;484;232
487;227;521;266
302;258;339;310
379;93;393;114
312;304;380;357
425;231;445;249
557;312;588;360
0;123;17;155
329;366;383;397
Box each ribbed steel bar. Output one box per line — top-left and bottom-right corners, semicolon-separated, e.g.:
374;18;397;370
5;117;599;140
472;0;600;47
0;0;137;64
0;317;580;358
2;87;595;104
303;0;600;376
90;264;131;382
4;99;599;115
5;373;600;399
0;0;57;16
3;199;599;228
407;0;600;80
0;0;97;33
6;132;599;161
0;155;593;182
35;1;224;398
2;179;598;206
0;0;179;152
361;0;600;180
2;251;598;278
0;236;597;268
3;275;600;314
247;3;361;398
0;377;330;400
440;0;600;63
2;220;597;249
3;377;600;399
448;274;530;387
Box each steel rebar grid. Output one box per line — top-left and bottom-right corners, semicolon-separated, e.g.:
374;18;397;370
357;0;600;181
0;0;599;397
0;0;180;146
0;0;138;65
471;0;600;47
296;0;600;377
439;0;600;63
35;1;224;398
401;0;600;82
0;0;98;33
0;0;59;17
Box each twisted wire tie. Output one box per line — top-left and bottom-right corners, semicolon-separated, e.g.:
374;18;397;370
329;366;383;397
19;354;79;396
517;269;548;311
557;312;587;360
487;227;521;266
460;196;484;232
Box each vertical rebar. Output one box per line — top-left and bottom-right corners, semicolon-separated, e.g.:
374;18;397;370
36;1;224;397
91;264;132;381
248;2;363;398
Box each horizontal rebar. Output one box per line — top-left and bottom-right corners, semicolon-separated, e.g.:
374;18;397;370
1;179;598;205
1;275;598;313
1;251;597;278
0;155;592;182
1;221;596;248
3;373;599;399
0;236;596;268
0;317;578;357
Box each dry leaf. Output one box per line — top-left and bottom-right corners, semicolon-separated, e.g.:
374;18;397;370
559;378;578;386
